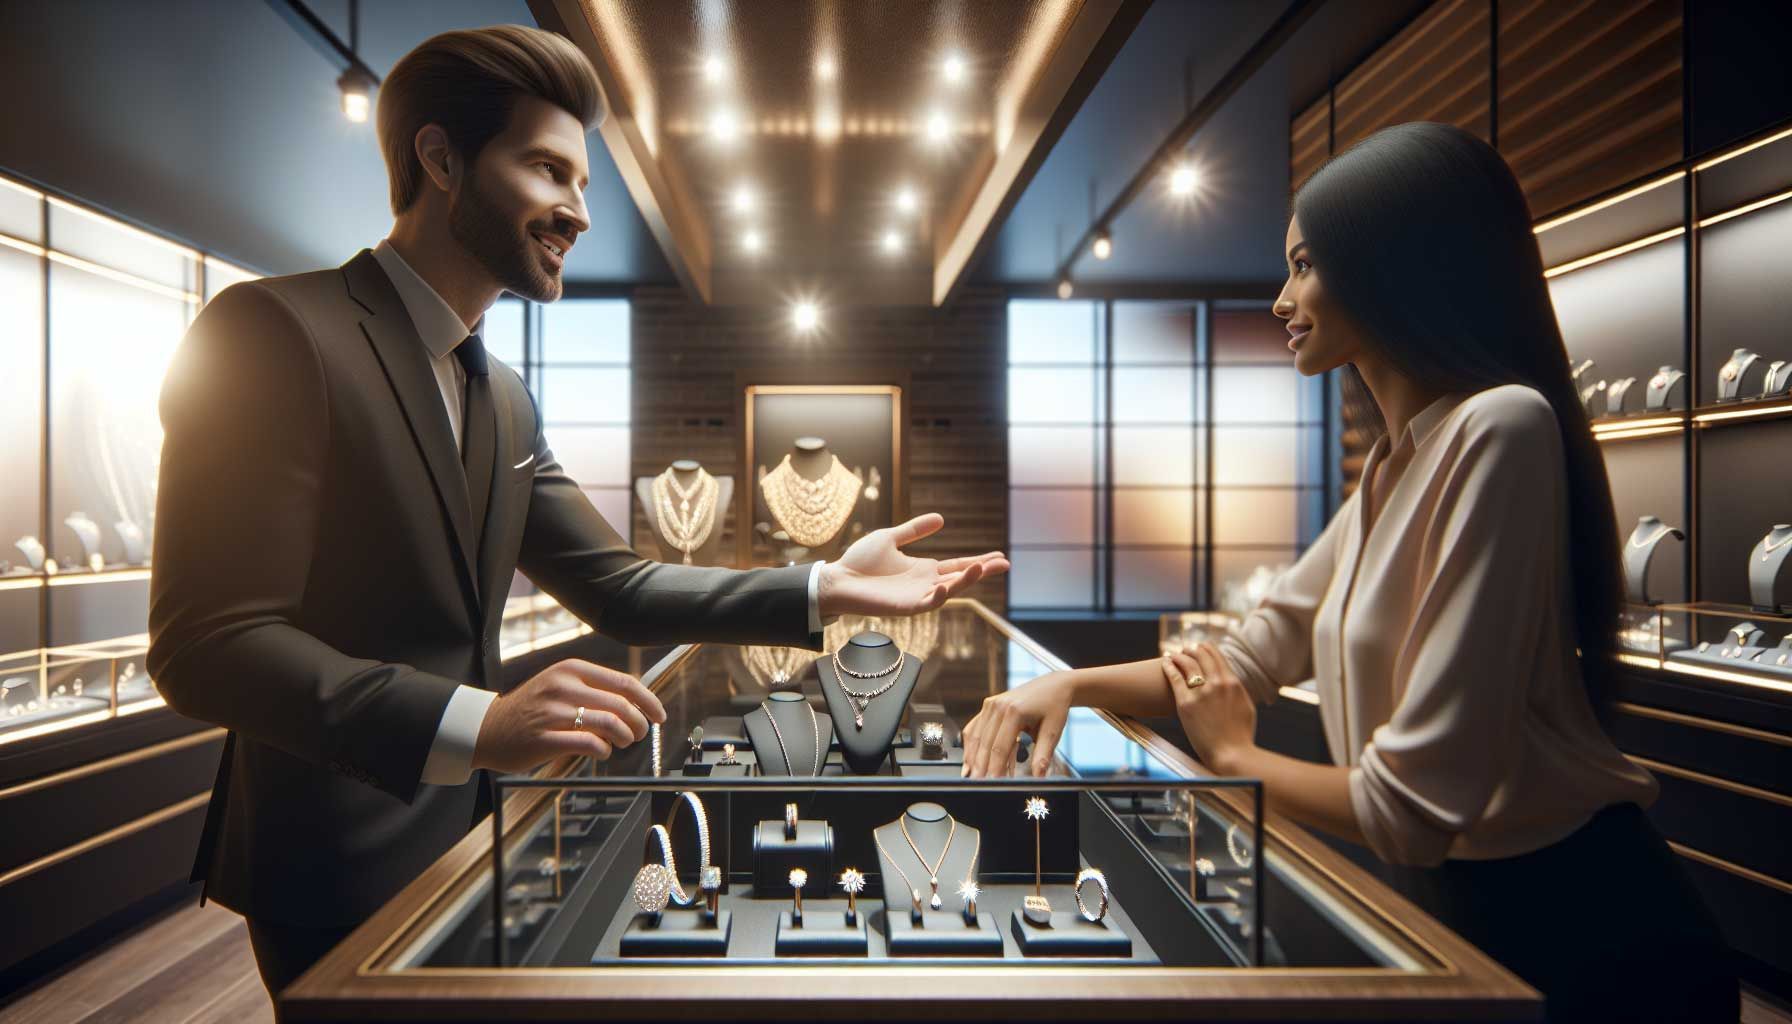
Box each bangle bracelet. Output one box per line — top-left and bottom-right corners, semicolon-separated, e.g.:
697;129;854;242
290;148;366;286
1225;823;1253;869
659;791;711;906
1073;868;1110;922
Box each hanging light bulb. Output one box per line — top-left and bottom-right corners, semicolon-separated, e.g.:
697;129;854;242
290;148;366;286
338;67;375;123
1092;229;1112;260
1056;277;1074;300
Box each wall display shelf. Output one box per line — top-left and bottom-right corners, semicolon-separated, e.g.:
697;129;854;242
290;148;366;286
282;599;1536;1021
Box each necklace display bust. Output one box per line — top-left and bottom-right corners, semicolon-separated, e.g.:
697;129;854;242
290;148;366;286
637;459;732;566
817;631;921;774
1749;524;1792;613
1624;516;1685;606
742;690;834;777
757;437;863;562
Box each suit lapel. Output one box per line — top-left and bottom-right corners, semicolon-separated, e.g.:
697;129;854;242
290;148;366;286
341;250;481;613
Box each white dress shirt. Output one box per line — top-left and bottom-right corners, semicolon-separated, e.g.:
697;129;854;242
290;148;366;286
370;241;824;787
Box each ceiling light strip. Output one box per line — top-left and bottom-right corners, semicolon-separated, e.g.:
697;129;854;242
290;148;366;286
1542;227;1685;278
1696;187;1792;229
1691;402;1792;425
1532;172;1685;234
1693;124;1792;172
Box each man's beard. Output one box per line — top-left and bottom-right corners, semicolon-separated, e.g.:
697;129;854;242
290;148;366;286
449;172;562;303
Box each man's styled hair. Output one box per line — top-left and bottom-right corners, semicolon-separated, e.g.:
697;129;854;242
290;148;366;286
377;24;606;215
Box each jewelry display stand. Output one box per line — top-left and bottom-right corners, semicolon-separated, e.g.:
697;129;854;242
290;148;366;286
1749;524;1792;613
756;437;865;563
1010;908;1134;957
775;901;870;956
874;803;1002;956
892;711;964;771
619;909;733;957
115;519;146;565
1644;366;1687;411
636;459;732;566
1716;348;1763;401
1578;380;1606;419
1624;516;1685;605
1764;360;1792;398
742;692;834;777
752;815;834;892
1605;377;1637;416
63;513;104;572
818;632;921;774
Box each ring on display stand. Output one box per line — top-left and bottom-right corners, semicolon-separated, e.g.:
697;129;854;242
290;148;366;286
784;801;799;841
1074;868;1111;922
788;868;807;925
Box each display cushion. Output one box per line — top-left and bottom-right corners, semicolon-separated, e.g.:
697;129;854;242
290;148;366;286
883;909;1004;956
752;819;834;891
775;909;870;956
617;909;732;957
1010;909;1134;956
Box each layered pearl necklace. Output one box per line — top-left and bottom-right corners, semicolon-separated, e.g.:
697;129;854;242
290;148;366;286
760;454;862;549
651;466;719;564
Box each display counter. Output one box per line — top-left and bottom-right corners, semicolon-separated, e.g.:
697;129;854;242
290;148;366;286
282;599;1536;1021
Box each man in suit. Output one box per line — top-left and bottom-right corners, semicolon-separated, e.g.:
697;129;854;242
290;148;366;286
146;24;1007;998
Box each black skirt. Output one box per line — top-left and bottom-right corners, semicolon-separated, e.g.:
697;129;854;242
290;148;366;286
1382;802;1738;1023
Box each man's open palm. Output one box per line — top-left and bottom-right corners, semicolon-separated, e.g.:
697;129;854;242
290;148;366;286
819;513;1009;617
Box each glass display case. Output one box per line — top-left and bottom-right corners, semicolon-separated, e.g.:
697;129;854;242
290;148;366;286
283;600;1536;1022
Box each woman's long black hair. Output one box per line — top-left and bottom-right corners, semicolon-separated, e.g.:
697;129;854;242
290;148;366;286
1293;121;1622;719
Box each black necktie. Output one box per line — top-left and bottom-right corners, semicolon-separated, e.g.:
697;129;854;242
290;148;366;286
455;334;494;564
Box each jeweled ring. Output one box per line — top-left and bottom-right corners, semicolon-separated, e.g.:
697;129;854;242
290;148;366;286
784;801;799;840
573;706;586;728
632;862;672;915
1186;673;1205;689
1074;868;1110;922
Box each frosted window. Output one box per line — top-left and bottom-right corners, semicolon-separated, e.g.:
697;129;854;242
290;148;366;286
1114;548;1195;608
0;176;40;242
1213;548;1298;597
1213;366;1319;424
1112;302;1194;363
1009;427;1097;486
1010;488;1095;545
1213;427;1320;485
1009;300;1098;364
545;426;630;486
483;299;527;366
1113;367;1197;423
202;257;260;303
50;200;196;294
541;299;629;363
540;367;630;424
1113;488;1196;545
0;246;44;554
1211;307;1291;364
1008;367;1097;423
1009;548;1095;609
1113;427;1197;486
1213;488;1301;546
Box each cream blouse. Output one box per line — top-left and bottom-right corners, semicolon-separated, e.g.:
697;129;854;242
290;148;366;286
1218;385;1657;867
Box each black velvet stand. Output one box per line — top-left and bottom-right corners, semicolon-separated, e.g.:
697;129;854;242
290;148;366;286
1010;910;1133;956
741;692;835;776
618;909;732;957
753;817;834;892
817;632;921;774
884;910;1003;956
873;802;1001;954
775;904;870;956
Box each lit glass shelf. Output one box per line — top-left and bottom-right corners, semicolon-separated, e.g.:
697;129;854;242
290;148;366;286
0;633;159;747
1617;602;1792;699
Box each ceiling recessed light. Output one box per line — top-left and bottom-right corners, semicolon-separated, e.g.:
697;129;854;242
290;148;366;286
815;113;841;141
942;53;966;84
1169;162;1198;197
703;56;727;84
1056;278;1073;300
815;56;837;81
880;230;903;255
793;301;819;332
709;109;742;143
1092;229;1112;260
924;110;951;145
742;229;764;254
731;184;756;214
895;186;919;214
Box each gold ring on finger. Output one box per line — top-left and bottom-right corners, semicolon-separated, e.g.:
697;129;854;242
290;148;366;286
1186;674;1205;689
573;706;587;728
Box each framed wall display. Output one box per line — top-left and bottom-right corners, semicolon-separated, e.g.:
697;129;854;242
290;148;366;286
739;379;906;567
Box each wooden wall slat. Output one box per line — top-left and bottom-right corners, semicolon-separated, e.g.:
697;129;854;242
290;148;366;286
1333;0;1490;151
1291;97;1330;190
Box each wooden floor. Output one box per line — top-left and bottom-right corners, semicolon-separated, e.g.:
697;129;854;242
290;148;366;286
1;901;270;1024
1;896;1787;1023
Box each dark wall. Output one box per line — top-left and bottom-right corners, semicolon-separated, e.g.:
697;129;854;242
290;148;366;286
629;287;1009;612
1687;2;1792;155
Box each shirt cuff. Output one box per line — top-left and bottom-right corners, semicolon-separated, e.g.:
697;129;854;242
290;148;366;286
420;685;499;786
807;560;825;634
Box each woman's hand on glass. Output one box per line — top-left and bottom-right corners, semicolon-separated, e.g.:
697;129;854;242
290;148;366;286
960;670;1073;778
1161;645;1258;775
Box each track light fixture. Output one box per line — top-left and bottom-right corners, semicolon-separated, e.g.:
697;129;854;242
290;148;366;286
1091;229;1112;260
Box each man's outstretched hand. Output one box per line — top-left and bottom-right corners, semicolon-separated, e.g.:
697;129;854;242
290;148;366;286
818;513;1009;618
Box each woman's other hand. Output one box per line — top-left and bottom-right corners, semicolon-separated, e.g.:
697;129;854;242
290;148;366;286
1162;644;1258;775
960;670;1074;778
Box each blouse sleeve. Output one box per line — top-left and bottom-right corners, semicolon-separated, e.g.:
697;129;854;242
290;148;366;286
1348;392;1561;866
1217;495;1352;704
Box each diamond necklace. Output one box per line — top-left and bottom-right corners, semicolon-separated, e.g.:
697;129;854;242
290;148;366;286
760;699;822;775
760;454;861;548
829;649;904;728
651;466;718;564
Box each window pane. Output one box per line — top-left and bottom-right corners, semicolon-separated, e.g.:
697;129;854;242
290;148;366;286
1213;427;1321;485
1213;366;1319;423
1213;488;1301;546
1211;307;1290;364
542;299;629;363
202;257;259;303
1112;301;1195;363
1114;427;1197;486
1114;548;1194;608
1009;427;1096;485
584;486;631;531
545;425;630;487
1113;488;1196;545
1009;299;1097;363
1010;488;1095;544
1214;548;1298;604
1112;367;1196;423
539;367;630;423
49;200;197;293
0;176;40;242
1008;367;1095;423
484;299;526;366
0;245;44;563
1009;548;1095;609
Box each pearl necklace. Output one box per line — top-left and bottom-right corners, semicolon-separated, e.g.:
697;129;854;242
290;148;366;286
760;454;862;549
652;466;718;564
